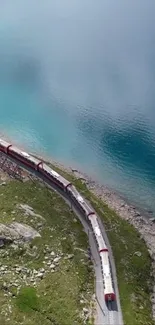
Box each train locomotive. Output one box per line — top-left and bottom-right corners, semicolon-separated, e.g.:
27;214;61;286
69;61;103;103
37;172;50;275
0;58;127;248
0;138;115;302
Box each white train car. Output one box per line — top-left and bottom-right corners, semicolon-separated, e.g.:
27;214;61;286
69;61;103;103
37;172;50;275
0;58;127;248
89;214;115;301
88;214;108;252
67;185;94;217
100;251;115;301
9;146;43;170
41;164;72;190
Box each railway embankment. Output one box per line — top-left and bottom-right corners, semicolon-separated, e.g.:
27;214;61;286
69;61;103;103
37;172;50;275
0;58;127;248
42;157;155;325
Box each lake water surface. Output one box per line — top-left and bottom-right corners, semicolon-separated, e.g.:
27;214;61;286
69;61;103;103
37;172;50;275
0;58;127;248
0;1;155;212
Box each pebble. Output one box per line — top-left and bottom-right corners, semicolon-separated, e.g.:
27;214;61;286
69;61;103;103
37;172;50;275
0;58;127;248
53;257;61;263
67;254;74;259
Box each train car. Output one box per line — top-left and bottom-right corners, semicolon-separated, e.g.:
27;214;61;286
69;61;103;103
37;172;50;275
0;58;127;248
0;138;12;154
100;251;115;301
8;146;43;170
89;214;108;252
67;185;94;217
40;164;71;190
89;213;115;301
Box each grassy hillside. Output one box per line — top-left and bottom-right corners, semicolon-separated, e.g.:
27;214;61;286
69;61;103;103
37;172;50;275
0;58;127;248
48;162;155;325
0;178;94;325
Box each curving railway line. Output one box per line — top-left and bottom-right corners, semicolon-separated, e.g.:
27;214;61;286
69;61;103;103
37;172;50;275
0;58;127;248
0;138;124;325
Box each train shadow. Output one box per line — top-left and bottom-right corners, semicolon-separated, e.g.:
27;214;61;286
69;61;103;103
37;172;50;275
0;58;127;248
106;300;118;311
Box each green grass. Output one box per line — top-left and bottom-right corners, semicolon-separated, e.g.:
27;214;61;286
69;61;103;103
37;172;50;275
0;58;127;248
0;179;94;325
16;287;40;313
46;161;155;325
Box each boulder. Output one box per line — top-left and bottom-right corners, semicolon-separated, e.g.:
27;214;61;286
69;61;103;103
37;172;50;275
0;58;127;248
10;222;41;241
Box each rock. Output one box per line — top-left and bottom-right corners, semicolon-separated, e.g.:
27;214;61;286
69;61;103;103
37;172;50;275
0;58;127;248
53;257;61;263
0;222;40;242
50;251;55;256
0;239;4;247
80;300;85;304
36;272;44;279
11;244;19;250
83;307;89;313
10;222;41;241
16;267;22;273
33;269;38;275
135;212;141;217
134;251;142;257
50;264;55;269
67;254;74;259
0;235;13;246
0;182;6;186
37;223;42;228
120;203;125;208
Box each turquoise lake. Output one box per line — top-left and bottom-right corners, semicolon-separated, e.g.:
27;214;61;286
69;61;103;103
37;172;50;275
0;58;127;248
0;1;155;212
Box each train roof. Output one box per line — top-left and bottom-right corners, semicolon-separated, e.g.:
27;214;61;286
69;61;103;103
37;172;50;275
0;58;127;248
100;253;114;293
100;251;109;268
43;164;71;187
70;185;93;214
104;276;114;294
43;164;60;177
10;146;41;164
90;216;107;250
